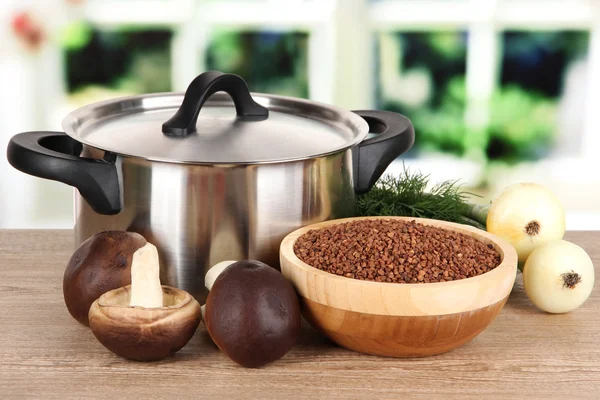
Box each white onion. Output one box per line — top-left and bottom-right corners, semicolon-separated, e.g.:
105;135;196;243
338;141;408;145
486;183;565;263
523;240;594;314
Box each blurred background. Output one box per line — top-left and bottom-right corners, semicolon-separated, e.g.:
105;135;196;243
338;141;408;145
1;0;599;229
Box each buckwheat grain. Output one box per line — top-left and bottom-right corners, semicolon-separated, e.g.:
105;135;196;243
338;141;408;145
293;219;501;283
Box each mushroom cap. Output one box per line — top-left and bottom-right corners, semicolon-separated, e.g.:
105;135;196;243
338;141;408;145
204;260;301;368
63;231;147;326
88;285;201;361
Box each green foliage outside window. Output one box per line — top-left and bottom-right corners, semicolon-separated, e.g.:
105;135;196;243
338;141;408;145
205;30;309;98
379;30;588;164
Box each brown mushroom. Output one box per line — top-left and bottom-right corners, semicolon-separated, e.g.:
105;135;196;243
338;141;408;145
203;260;301;368
63;231;147;326
88;243;201;361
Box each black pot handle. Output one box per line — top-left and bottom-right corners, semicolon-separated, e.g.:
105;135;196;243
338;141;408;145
162;70;269;137
6;131;121;215
352;110;415;194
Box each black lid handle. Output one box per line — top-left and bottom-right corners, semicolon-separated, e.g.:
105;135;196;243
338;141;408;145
162;71;269;137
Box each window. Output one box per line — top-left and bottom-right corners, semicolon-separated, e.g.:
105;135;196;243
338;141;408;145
205;30;309;98
492;31;589;161
3;0;600;229
64;27;173;103
377;31;468;157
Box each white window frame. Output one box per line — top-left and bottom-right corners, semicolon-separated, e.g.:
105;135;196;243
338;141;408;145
2;0;600;229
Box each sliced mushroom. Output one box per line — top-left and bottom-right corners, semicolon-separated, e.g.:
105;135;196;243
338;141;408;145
88;243;201;361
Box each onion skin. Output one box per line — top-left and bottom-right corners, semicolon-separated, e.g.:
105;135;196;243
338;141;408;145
487;183;565;263
523;240;595;314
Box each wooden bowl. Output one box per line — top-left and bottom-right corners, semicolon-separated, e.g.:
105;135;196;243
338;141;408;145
280;216;518;357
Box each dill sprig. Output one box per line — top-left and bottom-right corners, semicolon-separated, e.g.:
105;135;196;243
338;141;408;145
357;165;486;230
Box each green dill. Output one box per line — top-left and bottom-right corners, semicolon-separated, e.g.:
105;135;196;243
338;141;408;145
356;164;487;230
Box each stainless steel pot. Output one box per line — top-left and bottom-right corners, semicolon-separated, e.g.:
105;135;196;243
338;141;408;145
7;71;414;301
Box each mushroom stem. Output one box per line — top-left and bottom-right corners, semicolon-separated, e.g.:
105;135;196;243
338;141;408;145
202;260;238;320
129;243;163;308
205;260;238;291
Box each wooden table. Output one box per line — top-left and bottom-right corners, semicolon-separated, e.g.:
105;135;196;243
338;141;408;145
1;230;599;399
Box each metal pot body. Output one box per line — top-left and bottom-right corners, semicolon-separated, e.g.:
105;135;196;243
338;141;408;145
74;148;356;301
7;71;415;303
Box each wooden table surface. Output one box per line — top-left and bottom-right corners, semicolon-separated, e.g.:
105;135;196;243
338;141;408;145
1;230;599;400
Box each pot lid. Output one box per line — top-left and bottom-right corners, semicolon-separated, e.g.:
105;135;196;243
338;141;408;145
62;71;369;164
